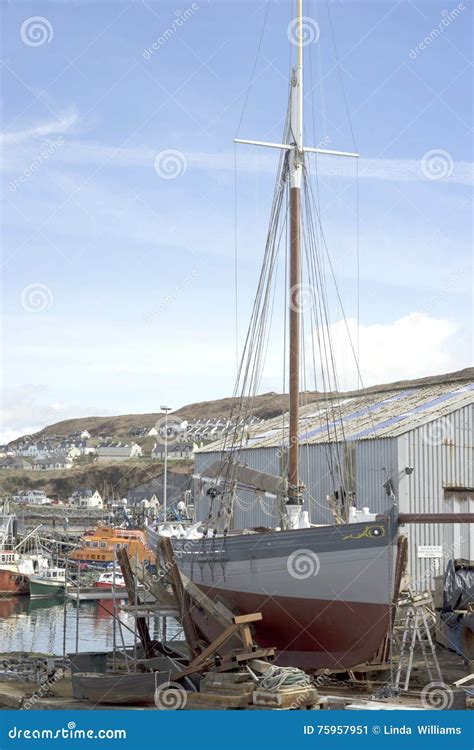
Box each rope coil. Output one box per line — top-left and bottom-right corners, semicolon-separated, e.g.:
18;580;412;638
259;665;311;692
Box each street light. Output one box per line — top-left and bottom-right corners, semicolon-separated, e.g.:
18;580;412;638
160;405;172;523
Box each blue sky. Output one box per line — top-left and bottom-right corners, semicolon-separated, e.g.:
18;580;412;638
1;0;472;441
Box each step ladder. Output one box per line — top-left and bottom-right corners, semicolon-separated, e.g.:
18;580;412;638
394;590;443;692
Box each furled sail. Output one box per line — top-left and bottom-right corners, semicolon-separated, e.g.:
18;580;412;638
195;458;287;497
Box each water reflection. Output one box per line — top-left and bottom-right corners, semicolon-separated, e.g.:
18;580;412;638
0;596;178;655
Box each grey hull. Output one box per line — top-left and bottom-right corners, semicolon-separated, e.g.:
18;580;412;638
147;517;398;668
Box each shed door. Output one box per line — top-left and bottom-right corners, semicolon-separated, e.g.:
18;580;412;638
443;488;474;561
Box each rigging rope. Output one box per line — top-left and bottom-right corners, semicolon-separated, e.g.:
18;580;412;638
202;32;371;526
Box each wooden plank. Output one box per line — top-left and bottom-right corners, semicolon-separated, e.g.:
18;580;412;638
214;648;275;672
233;613;262;625
234;648;275;662
160;537;199;657
129;555;176;608
171;621;242;680
201;673;252;686
240;625;254;651
184;691;252;708
203;685;255;697
454;673;474;687
116;548;155;659
253;687;318;709
180;572;239;631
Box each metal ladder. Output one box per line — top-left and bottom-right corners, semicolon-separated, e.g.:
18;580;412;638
394;590;443;692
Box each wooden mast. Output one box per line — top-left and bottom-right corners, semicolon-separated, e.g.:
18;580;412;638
234;0;359;514
288;0;304;505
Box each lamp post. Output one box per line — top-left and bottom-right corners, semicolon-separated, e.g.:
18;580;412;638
160;405;172;523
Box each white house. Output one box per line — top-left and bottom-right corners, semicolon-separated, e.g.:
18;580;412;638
13;490;52;505
20;442;49;459
70;430;91;440
69;488;103;508
56;442;82;459
128;426;159;438
32;456;73;471
97;443;143;462
151;442;193;461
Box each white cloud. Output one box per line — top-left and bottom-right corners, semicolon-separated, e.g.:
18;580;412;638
312;313;463;391
2;114;472;185
0;385;115;443
1;313;467;442
0;111;79;145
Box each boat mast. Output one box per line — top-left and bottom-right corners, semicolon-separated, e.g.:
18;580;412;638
234;0;359;517
288;0;304;506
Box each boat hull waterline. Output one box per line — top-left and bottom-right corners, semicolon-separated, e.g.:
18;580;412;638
0;568;29;595
29;579;65;599
149;516;397;669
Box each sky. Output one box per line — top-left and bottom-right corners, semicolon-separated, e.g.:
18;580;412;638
0;0;472;442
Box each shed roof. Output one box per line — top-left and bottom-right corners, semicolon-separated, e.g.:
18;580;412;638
197;381;474;452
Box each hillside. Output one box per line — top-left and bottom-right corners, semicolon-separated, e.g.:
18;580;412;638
0;460;192;499
8;367;473;447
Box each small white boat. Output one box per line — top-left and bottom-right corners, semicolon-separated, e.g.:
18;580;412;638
94;570;126;589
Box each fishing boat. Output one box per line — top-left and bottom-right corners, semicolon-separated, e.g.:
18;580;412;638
148;1;400;670
29;568;66;598
69;524;155;570
94;570;126;589
0;517;50;595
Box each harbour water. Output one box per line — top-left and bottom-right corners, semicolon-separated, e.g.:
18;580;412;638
0;596;178;655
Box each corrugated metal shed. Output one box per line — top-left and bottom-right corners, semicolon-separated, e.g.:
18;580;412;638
194;380;474;590
197;382;474;452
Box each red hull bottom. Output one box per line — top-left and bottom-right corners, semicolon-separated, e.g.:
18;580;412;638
197;585;389;670
0;568;29;595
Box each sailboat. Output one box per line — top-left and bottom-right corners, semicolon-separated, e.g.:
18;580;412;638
148;1;399;670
